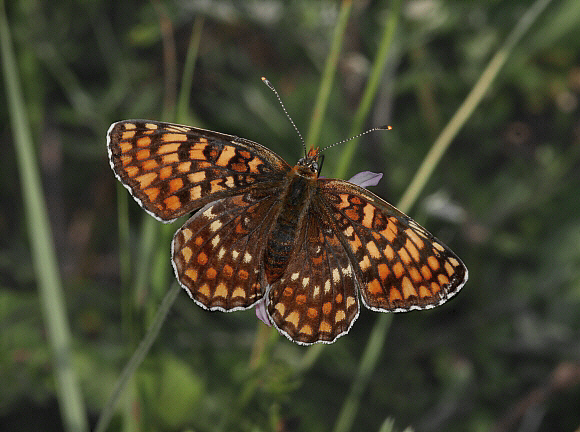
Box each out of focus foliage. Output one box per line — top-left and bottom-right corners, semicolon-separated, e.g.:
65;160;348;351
1;1;580;431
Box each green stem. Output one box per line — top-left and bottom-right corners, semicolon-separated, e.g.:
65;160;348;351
0;2;88;431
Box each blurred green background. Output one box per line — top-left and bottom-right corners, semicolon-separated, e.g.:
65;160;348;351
2;0;580;431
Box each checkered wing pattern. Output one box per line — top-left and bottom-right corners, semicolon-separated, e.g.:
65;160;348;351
267;205;359;344
317;179;468;312
172;187;281;311
107;120;290;222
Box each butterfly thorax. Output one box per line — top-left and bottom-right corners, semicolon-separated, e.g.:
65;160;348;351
263;153;319;284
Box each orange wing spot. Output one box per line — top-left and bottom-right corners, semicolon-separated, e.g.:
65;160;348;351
195;236;204;246
185;268;197;282
162;153;179;165
137;136;151;147
159;166;173;180
122;130;136;139
144;187;160;202
144;123;158;130
232;287;246;298
248;157;263;173
275;302;285;317
190;185;202;201
223;264;233;278
209;179;226;193
399;248;412;265
164;195;180;211
346;296;356;309
239;150;251;159
136;172;157;188
121;154;133;167
378;263;390;281
389;287;402;302
169;178;184;193
177;161;191;173
120;141;133;153
366;240;381;259
285;311;300;328
344;208;359;221
136;149;150;160
283;287;293;297
197;251;208;265
367;278;383;295
214;283;227;299
335;310;346;323
349;233;362;253
205;267;217;279
405;239;420;262
431;282;441;294
372;232;381;241
181;228;193;242
406;229;425;249
319;321;332;333
419;285;431;298
393;262;405;279
162;133;187;142
189;149;206;160
384;244;395;260
198;283;210;298
181;246;192;262
402;277;418;299
362;203;375;227
335;293;343;303
444;261;455;276
238;269;249;280
215;145;236;167
337;194;351;209
123;123;137;130
230;163;248;172
125;166;139;177
409;267;422;283
438;274;450;286
322;302;332;315
299;324;313;336
235;223;248;234
433;242;445;252
142;159;158;171
188;171;206;183
448;257;460;267
307;307;318;319
296;294;307;304
158;143;180;154
428;256;440;271
420;265;432;280
359;255;371;271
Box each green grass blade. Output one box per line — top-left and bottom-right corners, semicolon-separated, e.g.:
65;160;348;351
0;2;88;432
304;0;353;151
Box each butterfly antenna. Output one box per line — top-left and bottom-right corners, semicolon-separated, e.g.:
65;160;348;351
319;125;392;153
261;77;307;156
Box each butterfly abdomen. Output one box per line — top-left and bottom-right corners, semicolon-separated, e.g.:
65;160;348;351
264;168;317;284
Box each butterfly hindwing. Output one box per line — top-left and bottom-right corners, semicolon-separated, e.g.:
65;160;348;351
267;204;359;345
317;179;468;312
107;120;291;222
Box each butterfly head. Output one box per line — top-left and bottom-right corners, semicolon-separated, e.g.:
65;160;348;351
296;147;321;177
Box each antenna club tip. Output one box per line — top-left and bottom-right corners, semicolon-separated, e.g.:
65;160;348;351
382;125;393;130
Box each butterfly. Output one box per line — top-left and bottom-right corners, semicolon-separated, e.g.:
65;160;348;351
107;117;467;345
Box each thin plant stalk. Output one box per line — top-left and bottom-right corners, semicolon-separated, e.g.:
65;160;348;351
332;0;554;431
304;0;353;151
0;2;88;431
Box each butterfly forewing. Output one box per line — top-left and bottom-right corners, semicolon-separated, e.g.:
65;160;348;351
107;120;290;222
317;179;468;312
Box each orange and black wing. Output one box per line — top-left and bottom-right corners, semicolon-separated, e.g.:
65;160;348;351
107;120;291;222
317;179;468;312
